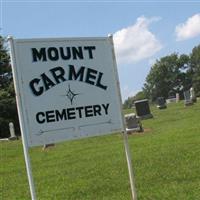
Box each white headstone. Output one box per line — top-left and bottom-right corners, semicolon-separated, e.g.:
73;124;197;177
190;87;196;102
176;93;180;103
9;122;17;139
184;90;193;106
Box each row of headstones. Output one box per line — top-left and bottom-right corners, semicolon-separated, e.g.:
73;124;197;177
125;87;198;132
5;89;197;140
159;87;197;108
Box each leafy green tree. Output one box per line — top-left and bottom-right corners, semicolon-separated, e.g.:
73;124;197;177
0;36;10;72
133;91;146;101
124;44;200;105
123;97;134;109
0;36;19;138
0;36;12;88
190;44;200;97
123;91;146;109
143;53;191;102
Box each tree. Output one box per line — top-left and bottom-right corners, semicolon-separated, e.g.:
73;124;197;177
143;53;191;102
133;91;146;101
0;36;10;71
123;97;134;109
123;91;146;109
124;44;200;104
0;36;12;88
0;36;19;138
190;44;200;97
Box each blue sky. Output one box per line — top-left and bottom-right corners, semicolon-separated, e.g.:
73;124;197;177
1;1;200;101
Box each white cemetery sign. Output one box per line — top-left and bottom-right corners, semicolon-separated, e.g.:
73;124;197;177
9;36;137;200
9;37;123;147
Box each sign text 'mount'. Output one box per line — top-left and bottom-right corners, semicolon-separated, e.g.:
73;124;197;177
10;37;123;147
32;46;96;62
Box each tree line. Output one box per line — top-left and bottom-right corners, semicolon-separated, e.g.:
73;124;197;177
0;36;19;138
124;44;200;109
0;35;200;137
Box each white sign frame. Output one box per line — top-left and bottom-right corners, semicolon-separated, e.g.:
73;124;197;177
9;36;124;147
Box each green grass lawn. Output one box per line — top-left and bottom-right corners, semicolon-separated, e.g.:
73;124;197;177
1;101;200;200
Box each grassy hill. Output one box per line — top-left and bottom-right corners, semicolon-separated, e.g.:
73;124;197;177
1;101;200;200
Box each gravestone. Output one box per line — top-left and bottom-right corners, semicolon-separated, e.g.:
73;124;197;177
134;99;153;119
184;90;193;106
157;97;167;109
168;90;176;99
190;87;196;103
176;93;180;103
125;113;143;133
9;122;17;140
166;90;176;103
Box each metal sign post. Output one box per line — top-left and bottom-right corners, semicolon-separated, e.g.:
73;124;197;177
122;129;137;200
8;36;37;200
109;35;137;200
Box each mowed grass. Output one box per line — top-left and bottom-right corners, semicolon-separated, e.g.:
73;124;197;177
1;101;200;200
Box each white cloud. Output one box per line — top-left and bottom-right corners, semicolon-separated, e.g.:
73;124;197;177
113;16;162;64
175;13;200;41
